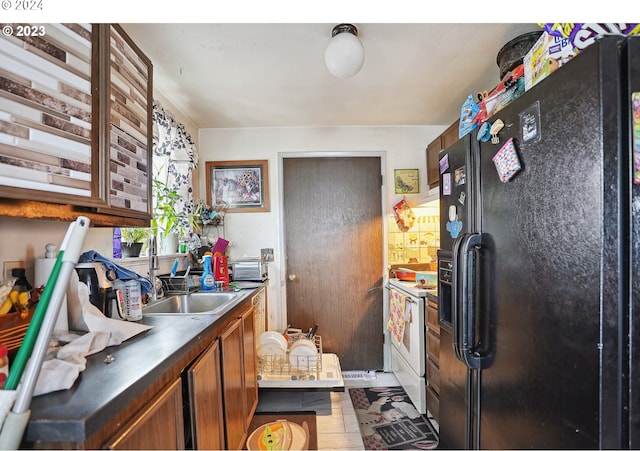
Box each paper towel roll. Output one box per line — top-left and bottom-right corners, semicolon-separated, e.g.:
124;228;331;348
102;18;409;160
35;257;69;332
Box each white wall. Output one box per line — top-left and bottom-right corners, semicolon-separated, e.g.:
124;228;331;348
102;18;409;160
198;125;446;329
0;120;448;332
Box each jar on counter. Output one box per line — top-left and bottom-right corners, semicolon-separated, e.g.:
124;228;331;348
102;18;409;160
123;280;142;321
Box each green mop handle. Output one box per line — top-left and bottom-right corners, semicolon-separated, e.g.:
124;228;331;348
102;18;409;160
3;217;90;391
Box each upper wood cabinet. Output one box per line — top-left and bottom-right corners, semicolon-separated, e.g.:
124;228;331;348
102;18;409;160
426;119;459;189
98;24;153;219
0;23;152;225
426;139;441;190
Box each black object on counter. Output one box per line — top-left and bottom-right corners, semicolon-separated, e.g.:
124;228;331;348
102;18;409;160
12;268;33;291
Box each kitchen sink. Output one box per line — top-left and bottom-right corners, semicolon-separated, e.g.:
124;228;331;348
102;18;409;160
142;291;245;315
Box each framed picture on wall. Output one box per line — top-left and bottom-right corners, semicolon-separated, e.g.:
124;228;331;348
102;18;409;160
206;160;270;212
394;169;420;194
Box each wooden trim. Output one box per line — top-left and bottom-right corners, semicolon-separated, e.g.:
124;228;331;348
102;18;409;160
93;23;109;207
0;198;149;227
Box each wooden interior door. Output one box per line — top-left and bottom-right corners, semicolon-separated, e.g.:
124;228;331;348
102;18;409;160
283;156;383;370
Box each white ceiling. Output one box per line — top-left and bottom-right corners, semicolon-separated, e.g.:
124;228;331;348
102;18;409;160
121;23;542;129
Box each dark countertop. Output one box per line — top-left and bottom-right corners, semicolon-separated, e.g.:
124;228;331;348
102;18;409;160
24;289;254;445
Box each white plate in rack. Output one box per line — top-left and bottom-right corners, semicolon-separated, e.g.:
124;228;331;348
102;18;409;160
289;341;318;368
259;331;287;348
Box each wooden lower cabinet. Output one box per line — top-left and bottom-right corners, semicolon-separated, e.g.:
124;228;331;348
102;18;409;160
242;306;259;424
426;386;440;422
28;294;260;450
221;317;245;450
106;378;184;450
425;299;440;422
181;302;258;450
186;340;225;450
220;305;257;450
251;286;267;337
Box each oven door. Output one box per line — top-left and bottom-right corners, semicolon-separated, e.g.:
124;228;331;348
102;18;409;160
387;287;425;376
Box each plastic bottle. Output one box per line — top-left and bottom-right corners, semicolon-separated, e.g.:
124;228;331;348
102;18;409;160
113;227;122;259
201;253;215;291
122;280;142;321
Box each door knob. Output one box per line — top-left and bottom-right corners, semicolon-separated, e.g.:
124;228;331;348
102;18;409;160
288;274;297;281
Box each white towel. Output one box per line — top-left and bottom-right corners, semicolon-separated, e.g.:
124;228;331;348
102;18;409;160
34;332;109;396
32;273;152;397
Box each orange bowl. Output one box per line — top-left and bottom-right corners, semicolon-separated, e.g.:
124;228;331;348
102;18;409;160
394;269;416;281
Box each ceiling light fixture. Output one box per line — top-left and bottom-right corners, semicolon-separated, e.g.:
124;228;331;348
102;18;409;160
324;23;365;78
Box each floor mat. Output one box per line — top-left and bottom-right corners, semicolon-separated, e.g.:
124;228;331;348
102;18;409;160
349;386;438;450
245;411;317;450
342;370;377;380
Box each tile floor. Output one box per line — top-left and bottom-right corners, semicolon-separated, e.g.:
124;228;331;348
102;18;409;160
255;371;439;450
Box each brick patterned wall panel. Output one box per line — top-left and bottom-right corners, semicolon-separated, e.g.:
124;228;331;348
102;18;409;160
108;25;150;214
0;23;92;196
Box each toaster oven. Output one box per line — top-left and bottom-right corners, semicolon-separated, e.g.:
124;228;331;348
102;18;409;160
232;260;268;281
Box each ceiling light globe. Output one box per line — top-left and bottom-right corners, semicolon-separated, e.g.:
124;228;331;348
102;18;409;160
325;26;365;78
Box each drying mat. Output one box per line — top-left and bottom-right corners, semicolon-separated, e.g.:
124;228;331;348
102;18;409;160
350;386;438;450
245;411;317;450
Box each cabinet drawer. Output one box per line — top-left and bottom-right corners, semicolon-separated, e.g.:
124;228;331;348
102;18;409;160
426;300;439;333
426;386;440;423
427;329;440;363
426;357;440;394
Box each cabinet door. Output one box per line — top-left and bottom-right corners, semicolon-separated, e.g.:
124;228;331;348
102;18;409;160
441;119;460;150
251;287;266;338
242;306;258;422
98;24;152;219
106;378;184;450
0;24;99;205
426;300;439;335
0;23;152;223
187;340;224;450
220;317;246;450
426;137;442;189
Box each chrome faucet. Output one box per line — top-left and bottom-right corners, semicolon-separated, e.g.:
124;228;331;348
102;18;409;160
149;234;159;303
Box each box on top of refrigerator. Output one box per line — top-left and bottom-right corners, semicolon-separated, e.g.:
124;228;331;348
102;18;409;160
523;31;576;91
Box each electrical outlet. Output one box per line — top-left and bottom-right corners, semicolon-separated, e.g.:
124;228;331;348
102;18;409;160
3;260;25;281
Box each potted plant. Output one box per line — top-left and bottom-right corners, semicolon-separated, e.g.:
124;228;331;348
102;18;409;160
121;227;149;257
152;177;202;254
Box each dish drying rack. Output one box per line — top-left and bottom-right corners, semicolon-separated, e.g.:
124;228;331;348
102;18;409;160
257;330;323;381
158;272;201;295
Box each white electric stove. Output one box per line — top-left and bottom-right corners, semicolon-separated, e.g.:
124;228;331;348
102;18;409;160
384;278;437;414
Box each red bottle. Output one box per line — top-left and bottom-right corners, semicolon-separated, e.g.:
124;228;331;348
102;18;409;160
213;254;229;287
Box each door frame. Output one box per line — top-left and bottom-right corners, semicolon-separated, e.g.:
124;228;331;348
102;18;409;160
277;151;390;366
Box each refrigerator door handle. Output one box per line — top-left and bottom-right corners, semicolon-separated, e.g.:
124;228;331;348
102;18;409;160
459;232;487;370
452;233;468;363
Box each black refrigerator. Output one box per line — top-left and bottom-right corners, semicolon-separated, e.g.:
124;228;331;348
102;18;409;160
437;35;640;449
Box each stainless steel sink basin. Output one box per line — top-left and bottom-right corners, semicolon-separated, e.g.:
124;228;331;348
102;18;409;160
142;291;241;315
